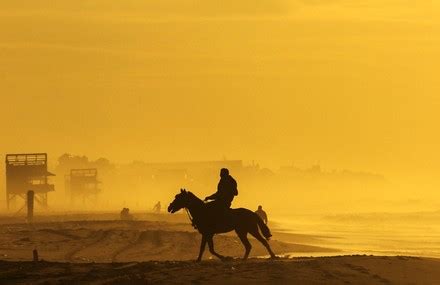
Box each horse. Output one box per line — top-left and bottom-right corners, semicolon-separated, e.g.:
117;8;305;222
168;189;276;261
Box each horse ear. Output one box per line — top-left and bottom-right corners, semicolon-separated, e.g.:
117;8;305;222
183;188;187;193
180;189;184;193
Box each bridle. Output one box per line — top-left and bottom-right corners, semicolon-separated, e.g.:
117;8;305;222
173;191;201;230
184;207;197;229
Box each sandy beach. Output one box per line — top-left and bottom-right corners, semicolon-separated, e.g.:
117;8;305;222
2;256;440;284
0;213;439;284
0;213;337;263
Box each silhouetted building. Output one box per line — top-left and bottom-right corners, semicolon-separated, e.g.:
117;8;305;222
65;168;100;204
144;160;243;186
5;153;55;210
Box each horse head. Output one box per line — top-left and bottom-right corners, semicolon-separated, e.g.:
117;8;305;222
168;188;190;213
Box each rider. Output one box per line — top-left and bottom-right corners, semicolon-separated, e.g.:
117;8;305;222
204;168;238;209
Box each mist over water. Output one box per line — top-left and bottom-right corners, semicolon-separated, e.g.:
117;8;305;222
2;154;440;259
273;211;440;258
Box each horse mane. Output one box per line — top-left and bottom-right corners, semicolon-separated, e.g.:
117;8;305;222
186;191;204;206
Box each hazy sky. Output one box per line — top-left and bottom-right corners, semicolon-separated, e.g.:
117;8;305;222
1;1;439;184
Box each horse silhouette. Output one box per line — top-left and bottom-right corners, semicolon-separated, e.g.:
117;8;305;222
168;189;276;261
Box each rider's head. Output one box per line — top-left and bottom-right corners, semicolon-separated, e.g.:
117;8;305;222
258;205;262;210
220;168;229;178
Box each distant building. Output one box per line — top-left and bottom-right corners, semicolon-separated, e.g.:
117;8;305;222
65;168;101;205
132;160;244;189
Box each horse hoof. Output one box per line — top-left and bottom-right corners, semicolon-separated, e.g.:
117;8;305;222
195;259;202;263
221;256;233;262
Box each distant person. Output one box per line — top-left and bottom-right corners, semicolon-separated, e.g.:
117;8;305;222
120;208;133;221
255;205;268;224
204;168;238;209
153;201;161;213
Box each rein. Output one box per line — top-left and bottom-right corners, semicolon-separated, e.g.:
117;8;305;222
185;207;197;229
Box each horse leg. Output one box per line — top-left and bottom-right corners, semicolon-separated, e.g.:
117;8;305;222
196;235;207;262
236;231;252;260
207;235;226;260
249;228;276;258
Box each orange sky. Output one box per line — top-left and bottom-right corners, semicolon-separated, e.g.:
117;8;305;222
0;1;439;190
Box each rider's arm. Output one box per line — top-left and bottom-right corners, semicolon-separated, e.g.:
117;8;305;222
205;181;223;201
205;191;219;201
231;177;238;196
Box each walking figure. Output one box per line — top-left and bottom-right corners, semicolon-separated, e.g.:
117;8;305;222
153;201;161;213
255;205;268;224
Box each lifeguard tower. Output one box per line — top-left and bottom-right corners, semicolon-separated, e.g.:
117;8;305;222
5;153;55;210
66;168;100;204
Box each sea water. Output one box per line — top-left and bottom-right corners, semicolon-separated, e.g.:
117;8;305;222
272;211;440;258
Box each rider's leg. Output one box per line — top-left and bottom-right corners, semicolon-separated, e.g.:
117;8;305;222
206;201;221;227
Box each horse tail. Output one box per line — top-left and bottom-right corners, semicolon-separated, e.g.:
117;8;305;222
256;214;272;240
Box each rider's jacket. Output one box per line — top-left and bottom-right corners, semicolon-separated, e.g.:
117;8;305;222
206;175;238;207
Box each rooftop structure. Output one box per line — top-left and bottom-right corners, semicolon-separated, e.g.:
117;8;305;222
5;153;55;209
65;168;100;204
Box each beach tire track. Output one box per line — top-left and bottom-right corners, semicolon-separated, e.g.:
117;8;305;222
64;230;111;262
38;228;81;240
111;231;172;262
110;231;142;262
344;263;391;284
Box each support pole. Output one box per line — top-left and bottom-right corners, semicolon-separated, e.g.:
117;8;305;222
33;249;39;262
27;190;34;223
